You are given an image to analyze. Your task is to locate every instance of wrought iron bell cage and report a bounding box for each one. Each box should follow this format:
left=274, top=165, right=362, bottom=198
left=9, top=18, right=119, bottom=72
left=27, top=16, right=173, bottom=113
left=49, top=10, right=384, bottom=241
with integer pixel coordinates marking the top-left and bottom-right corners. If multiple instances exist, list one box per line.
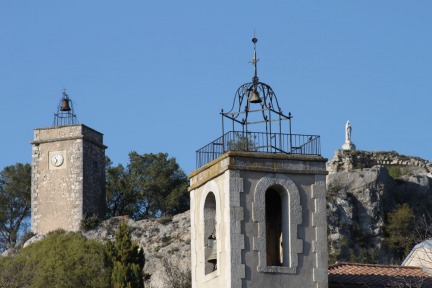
left=53, top=90, right=78, bottom=127
left=221, top=77, right=293, bottom=154
left=195, top=37, right=321, bottom=168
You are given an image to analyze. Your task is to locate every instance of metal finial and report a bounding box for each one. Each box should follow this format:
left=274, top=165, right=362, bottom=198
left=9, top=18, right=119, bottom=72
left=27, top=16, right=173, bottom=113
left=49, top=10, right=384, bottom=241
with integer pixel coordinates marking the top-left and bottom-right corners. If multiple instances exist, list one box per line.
left=62, top=89, right=69, bottom=99
left=250, top=34, right=259, bottom=83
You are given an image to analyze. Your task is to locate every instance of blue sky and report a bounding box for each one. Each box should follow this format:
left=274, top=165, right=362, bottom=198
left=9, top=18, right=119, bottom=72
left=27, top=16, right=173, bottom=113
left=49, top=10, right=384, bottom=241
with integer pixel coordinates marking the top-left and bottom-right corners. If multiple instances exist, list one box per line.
left=1, top=1, right=431, bottom=175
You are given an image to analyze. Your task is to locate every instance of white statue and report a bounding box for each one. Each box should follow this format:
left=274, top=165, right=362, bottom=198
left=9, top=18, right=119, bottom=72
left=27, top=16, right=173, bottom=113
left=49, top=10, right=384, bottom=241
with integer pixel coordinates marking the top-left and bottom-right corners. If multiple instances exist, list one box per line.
left=342, top=120, right=356, bottom=151
left=345, top=120, right=352, bottom=143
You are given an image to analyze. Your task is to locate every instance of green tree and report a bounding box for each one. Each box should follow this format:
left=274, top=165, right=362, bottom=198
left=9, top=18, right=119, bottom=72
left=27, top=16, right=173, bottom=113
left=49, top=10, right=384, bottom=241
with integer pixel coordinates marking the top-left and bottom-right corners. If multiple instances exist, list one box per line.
left=106, top=152, right=189, bottom=219
left=106, top=157, right=137, bottom=218
left=0, top=163, right=31, bottom=252
left=106, top=221, right=145, bottom=288
left=128, top=152, right=188, bottom=218
left=0, top=230, right=111, bottom=288
left=385, top=203, right=416, bottom=259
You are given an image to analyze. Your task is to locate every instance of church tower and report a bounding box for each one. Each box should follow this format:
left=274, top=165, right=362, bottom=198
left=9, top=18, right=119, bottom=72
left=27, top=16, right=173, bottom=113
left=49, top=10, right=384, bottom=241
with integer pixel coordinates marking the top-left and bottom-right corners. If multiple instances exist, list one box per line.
left=31, top=91, right=107, bottom=234
left=189, top=38, right=328, bottom=288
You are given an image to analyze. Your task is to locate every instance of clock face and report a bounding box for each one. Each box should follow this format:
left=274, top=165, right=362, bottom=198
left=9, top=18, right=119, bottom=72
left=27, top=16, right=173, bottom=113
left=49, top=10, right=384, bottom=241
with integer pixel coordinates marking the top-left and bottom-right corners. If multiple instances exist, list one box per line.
left=51, top=154, right=64, bottom=167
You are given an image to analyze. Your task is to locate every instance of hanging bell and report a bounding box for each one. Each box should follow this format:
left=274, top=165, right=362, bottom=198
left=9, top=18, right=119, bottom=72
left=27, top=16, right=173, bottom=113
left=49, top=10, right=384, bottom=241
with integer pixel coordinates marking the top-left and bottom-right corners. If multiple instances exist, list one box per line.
left=207, top=239, right=218, bottom=271
left=249, top=89, right=262, bottom=104
left=60, top=98, right=71, bottom=111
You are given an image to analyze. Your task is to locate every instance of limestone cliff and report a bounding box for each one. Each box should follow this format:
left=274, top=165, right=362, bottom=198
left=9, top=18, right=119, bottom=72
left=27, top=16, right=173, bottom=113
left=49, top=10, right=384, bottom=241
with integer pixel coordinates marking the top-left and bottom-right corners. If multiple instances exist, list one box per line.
left=83, top=212, right=191, bottom=288
left=327, top=150, right=432, bottom=264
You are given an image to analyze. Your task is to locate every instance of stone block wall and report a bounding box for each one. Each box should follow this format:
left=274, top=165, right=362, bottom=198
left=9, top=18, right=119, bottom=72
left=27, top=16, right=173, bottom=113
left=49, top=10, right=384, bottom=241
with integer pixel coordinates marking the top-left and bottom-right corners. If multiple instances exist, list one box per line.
left=31, top=124, right=106, bottom=234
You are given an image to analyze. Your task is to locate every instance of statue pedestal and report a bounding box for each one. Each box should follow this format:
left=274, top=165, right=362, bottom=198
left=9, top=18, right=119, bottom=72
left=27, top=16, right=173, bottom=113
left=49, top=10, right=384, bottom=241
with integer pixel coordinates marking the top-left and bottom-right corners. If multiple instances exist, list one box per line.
left=342, top=141, right=356, bottom=151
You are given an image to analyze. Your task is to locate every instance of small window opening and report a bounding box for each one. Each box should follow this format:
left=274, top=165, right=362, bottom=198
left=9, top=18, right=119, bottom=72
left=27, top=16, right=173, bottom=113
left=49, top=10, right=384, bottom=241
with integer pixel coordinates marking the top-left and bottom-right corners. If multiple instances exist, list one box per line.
left=266, top=188, right=283, bottom=266
left=254, top=176, right=300, bottom=273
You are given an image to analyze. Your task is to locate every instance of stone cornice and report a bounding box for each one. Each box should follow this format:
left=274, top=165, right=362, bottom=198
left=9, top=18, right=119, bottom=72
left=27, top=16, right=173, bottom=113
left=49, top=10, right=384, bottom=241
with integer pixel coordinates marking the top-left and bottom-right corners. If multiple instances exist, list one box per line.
left=189, top=151, right=327, bottom=191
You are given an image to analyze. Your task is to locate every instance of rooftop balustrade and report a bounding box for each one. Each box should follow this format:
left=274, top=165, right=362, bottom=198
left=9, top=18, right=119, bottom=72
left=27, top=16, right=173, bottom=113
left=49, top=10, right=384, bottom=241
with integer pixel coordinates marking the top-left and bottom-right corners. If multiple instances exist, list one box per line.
left=196, top=130, right=321, bottom=168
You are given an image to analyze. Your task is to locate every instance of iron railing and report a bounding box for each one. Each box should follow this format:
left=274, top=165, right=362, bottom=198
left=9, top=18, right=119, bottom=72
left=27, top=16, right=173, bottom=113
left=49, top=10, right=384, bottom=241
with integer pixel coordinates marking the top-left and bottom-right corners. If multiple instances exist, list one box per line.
left=196, top=131, right=321, bottom=168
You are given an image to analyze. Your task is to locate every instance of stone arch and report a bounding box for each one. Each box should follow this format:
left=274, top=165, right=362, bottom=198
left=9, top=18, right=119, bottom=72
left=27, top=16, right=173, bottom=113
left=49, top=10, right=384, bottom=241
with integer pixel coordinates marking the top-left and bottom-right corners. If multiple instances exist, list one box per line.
left=252, top=174, right=303, bottom=273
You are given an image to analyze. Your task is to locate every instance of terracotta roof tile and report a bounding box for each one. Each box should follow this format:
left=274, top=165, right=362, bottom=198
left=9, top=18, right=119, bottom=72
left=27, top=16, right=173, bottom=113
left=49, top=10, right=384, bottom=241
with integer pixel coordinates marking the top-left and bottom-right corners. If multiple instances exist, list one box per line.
left=329, top=262, right=432, bottom=287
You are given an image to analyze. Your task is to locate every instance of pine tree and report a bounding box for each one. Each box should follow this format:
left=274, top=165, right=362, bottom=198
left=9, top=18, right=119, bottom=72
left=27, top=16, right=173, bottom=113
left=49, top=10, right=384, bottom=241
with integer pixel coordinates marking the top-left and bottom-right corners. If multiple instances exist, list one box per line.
left=385, top=203, right=415, bottom=259
left=106, top=221, right=145, bottom=288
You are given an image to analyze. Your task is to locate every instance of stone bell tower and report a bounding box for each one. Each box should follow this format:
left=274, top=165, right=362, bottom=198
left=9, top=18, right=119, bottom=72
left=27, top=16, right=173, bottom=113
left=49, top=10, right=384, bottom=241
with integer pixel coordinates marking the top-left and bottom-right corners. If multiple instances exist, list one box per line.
left=31, top=91, right=107, bottom=234
left=189, top=37, right=328, bottom=288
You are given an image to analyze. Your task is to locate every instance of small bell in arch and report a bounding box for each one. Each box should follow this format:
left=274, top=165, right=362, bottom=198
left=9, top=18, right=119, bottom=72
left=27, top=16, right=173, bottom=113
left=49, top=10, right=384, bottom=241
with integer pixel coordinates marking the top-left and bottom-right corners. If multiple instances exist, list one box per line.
left=206, top=232, right=217, bottom=271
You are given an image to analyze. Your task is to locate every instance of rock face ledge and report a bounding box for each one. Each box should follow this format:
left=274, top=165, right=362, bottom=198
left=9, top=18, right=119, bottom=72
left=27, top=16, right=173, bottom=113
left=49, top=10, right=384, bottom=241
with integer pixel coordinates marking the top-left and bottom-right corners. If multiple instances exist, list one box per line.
left=83, top=212, right=191, bottom=288
left=327, top=150, right=432, bottom=174
left=326, top=150, right=432, bottom=264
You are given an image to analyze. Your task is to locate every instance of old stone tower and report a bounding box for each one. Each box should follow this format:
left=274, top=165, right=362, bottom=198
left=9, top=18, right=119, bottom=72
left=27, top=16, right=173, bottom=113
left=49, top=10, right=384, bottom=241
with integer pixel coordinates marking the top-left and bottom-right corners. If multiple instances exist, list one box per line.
left=31, top=91, right=107, bottom=234
left=189, top=38, right=328, bottom=288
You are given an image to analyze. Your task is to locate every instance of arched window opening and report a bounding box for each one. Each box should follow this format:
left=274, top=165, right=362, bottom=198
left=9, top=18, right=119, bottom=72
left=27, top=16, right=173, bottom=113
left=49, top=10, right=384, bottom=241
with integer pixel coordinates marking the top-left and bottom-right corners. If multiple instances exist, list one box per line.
left=265, top=187, right=288, bottom=267
left=253, top=175, right=301, bottom=273
left=204, top=192, right=217, bottom=274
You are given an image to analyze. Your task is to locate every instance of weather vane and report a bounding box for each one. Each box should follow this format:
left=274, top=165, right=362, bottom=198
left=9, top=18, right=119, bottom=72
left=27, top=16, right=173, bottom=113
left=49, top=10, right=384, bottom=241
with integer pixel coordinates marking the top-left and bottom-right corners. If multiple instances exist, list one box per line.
left=249, top=31, right=259, bottom=83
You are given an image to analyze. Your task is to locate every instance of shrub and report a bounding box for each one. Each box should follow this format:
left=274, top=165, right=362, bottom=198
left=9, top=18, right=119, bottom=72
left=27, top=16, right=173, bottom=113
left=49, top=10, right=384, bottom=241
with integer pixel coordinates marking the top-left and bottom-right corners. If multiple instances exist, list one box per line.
left=0, top=230, right=111, bottom=288
left=157, top=216, right=172, bottom=225
left=387, top=166, right=402, bottom=179
left=80, top=213, right=102, bottom=231
left=161, top=258, right=191, bottom=288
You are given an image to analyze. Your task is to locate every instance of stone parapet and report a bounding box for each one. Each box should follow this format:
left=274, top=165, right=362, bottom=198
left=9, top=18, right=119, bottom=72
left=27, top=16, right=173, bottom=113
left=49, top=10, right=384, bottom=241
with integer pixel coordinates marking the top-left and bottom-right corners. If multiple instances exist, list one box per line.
left=31, top=124, right=106, bottom=149
left=189, top=151, right=327, bottom=191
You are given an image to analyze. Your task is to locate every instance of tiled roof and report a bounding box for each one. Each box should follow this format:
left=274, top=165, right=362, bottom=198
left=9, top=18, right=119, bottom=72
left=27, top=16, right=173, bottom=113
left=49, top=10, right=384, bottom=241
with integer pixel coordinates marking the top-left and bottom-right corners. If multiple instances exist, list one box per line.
left=329, top=262, right=432, bottom=288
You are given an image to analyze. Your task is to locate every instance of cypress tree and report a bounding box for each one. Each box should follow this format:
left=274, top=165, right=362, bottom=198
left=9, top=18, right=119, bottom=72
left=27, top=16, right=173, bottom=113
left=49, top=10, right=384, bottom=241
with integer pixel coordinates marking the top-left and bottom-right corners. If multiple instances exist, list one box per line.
left=106, top=221, right=145, bottom=288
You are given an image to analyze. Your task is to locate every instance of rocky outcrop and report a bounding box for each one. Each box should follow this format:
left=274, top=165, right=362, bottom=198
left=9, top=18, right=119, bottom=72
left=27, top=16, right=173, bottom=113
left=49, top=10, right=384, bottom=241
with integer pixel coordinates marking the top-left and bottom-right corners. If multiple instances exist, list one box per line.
left=327, top=150, right=432, bottom=264
left=83, top=212, right=191, bottom=288
left=327, top=166, right=395, bottom=263
left=327, top=150, right=432, bottom=174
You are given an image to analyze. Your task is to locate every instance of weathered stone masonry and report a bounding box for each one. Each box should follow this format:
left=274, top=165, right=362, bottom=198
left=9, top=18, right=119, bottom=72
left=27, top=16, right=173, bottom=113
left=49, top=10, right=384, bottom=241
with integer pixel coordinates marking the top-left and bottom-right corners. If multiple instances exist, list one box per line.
left=31, top=124, right=106, bottom=234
